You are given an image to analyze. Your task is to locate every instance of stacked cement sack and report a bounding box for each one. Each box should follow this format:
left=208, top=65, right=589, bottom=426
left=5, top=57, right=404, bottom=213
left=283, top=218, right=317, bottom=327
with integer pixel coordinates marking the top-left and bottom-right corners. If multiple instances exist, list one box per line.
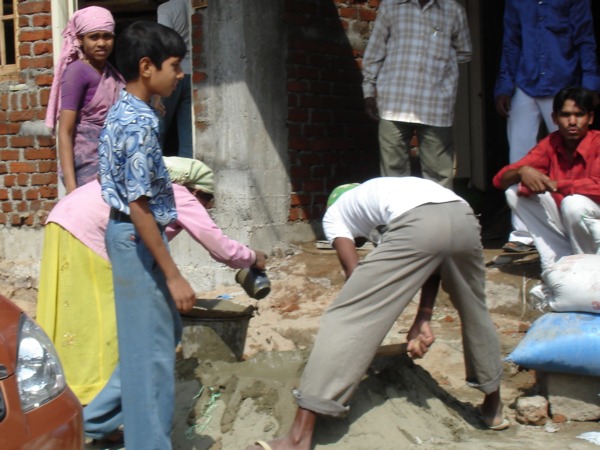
left=507, top=254, right=600, bottom=377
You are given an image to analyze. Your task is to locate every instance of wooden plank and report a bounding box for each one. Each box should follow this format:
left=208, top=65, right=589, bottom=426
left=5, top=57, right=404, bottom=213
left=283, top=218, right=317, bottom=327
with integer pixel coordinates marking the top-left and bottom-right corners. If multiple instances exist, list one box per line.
left=374, top=342, right=408, bottom=358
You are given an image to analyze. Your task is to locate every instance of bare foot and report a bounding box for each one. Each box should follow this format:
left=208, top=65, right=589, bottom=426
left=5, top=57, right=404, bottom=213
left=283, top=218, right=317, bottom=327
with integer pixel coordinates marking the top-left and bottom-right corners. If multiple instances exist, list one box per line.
left=246, top=407, right=316, bottom=449
left=245, top=435, right=311, bottom=450
left=479, top=390, right=509, bottom=430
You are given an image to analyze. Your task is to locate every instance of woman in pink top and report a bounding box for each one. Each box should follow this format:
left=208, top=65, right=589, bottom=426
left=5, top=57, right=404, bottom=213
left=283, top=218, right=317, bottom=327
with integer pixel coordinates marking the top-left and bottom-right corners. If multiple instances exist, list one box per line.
left=45, top=7, right=124, bottom=193
left=36, top=158, right=266, bottom=404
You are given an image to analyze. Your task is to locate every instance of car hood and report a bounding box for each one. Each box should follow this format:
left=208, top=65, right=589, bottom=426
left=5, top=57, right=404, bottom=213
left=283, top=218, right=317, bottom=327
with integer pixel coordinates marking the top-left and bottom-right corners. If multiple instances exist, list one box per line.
left=0, top=295, right=22, bottom=376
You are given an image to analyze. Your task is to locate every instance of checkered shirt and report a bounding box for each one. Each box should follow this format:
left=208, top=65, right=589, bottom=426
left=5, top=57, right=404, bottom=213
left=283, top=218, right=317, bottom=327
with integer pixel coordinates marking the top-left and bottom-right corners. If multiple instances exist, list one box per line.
left=362, top=0, right=472, bottom=127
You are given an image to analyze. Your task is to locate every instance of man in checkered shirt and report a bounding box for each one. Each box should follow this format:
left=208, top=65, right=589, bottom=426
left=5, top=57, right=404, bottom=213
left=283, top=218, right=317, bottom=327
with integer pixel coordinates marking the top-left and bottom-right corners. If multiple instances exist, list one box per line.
left=362, top=0, right=472, bottom=190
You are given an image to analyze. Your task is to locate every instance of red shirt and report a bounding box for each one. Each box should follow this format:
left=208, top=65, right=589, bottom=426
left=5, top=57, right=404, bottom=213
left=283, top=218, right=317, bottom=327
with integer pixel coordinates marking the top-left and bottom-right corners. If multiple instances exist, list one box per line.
left=492, top=130, right=600, bottom=207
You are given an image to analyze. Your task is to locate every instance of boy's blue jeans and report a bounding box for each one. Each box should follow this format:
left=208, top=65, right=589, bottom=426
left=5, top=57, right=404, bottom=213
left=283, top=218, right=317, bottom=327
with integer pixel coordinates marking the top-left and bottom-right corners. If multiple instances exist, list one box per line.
left=84, top=220, right=182, bottom=449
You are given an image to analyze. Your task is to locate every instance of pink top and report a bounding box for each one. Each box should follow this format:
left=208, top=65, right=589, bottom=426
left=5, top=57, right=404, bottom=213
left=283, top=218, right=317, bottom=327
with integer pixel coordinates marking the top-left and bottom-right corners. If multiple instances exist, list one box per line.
left=46, top=180, right=256, bottom=267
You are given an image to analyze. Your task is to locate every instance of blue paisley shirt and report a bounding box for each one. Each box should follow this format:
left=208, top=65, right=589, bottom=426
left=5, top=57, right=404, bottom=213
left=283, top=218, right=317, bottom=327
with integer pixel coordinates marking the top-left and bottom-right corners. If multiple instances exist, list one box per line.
left=98, top=89, right=177, bottom=227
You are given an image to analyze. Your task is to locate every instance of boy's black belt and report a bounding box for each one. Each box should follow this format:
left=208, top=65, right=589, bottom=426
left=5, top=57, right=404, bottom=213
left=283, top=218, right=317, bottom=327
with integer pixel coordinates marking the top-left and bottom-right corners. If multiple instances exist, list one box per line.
left=110, top=208, right=133, bottom=223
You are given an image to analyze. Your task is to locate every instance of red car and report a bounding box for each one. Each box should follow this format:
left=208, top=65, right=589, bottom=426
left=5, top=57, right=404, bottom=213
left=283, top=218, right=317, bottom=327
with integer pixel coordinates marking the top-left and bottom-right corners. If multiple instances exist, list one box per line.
left=0, top=294, right=84, bottom=449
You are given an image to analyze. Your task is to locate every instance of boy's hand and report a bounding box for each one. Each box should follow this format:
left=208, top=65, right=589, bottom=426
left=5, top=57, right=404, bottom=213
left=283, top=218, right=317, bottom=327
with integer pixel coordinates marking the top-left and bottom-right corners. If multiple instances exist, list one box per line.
left=167, top=275, right=196, bottom=313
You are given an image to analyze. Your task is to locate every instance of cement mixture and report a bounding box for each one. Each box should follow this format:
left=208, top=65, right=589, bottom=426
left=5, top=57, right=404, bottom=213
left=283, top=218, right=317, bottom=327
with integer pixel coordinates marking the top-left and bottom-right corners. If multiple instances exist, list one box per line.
left=2, top=243, right=599, bottom=450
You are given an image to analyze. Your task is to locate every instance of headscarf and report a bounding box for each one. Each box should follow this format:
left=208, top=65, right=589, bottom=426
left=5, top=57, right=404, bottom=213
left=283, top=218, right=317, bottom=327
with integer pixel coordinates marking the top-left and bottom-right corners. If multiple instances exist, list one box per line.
left=45, top=6, right=116, bottom=131
left=164, top=157, right=215, bottom=195
left=326, top=183, right=360, bottom=208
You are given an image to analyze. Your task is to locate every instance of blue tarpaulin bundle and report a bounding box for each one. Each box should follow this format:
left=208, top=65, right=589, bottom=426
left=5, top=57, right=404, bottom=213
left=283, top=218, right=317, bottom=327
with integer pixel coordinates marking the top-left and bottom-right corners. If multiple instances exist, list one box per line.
left=506, top=312, right=600, bottom=377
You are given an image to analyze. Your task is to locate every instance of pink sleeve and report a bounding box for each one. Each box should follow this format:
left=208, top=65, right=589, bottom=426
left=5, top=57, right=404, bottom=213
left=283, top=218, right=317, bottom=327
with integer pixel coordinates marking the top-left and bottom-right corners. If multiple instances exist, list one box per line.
left=170, top=185, right=256, bottom=268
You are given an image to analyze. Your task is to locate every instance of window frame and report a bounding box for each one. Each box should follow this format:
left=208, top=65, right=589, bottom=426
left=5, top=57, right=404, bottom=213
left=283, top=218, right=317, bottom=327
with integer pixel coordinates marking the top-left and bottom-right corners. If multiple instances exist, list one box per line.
left=0, top=0, right=18, bottom=75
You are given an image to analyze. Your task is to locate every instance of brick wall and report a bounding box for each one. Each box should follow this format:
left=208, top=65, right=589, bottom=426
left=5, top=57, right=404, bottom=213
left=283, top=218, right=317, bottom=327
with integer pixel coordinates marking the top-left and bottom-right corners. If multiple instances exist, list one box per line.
left=0, top=0, right=56, bottom=227
left=0, top=0, right=380, bottom=230
left=285, top=0, right=380, bottom=223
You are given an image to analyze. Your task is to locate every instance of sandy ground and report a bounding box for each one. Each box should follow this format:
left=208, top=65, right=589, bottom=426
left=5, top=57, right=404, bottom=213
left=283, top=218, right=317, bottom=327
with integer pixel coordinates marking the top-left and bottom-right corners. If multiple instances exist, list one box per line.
left=3, top=241, right=600, bottom=450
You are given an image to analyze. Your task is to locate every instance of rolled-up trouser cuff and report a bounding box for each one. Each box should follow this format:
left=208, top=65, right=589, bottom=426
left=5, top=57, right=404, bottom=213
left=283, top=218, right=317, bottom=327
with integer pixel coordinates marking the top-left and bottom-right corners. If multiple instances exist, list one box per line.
left=293, top=389, right=349, bottom=418
left=466, top=368, right=503, bottom=395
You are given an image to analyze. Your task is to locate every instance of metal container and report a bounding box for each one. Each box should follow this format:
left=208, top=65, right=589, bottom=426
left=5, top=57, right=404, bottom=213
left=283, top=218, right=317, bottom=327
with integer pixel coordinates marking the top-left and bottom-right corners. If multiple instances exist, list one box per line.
left=235, top=268, right=271, bottom=300
left=180, top=299, right=255, bottom=361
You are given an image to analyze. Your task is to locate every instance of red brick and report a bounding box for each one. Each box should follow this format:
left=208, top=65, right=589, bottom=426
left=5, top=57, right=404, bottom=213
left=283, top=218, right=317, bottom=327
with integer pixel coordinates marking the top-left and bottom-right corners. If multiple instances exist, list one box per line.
left=32, top=14, right=52, bottom=27
left=289, top=137, right=310, bottom=151
left=16, top=173, right=30, bottom=185
left=359, top=9, right=377, bottom=22
left=288, top=207, right=309, bottom=222
left=11, top=136, right=35, bottom=148
left=20, top=56, right=54, bottom=69
left=0, top=189, right=8, bottom=200
left=19, top=16, right=31, bottom=27
left=19, top=29, right=53, bottom=42
left=29, top=199, right=43, bottom=211
left=304, top=124, right=325, bottom=137
left=18, top=1, right=51, bottom=15
left=0, top=123, right=20, bottom=134
left=40, top=88, right=50, bottom=106
left=0, top=92, right=8, bottom=110
left=288, top=108, right=309, bottom=123
left=3, top=175, right=15, bottom=187
left=19, top=43, right=32, bottom=57
left=309, top=81, right=332, bottom=95
left=25, top=189, right=39, bottom=200
left=0, top=149, right=20, bottom=160
left=290, top=165, right=311, bottom=178
left=40, top=186, right=58, bottom=198
left=25, top=148, right=55, bottom=160
left=192, top=71, right=207, bottom=84
left=31, top=173, right=56, bottom=185
left=39, top=161, right=57, bottom=173
left=33, top=42, right=52, bottom=56
left=38, top=136, right=55, bottom=147
left=311, top=110, right=332, bottom=123
left=287, top=80, right=307, bottom=93
left=8, top=110, right=35, bottom=122
left=11, top=162, right=37, bottom=173
left=0, top=213, right=6, bottom=224
left=288, top=51, right=309, bottom=65
left=339, top=7, right=358, bottom=19
left=290, top=193, right=310, bottom=206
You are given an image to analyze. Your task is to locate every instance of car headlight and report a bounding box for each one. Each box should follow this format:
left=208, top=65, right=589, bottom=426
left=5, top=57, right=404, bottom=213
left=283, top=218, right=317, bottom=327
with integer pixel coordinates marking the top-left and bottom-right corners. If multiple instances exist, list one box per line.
left=16, top=315, right=67, bottom=412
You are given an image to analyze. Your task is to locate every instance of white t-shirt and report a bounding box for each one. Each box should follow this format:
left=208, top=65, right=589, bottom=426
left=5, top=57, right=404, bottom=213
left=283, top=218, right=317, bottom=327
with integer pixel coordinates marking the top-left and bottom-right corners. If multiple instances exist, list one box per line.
left=322, top=177, right=466, bottom=243
left=157, top=0, right=192, bottom=74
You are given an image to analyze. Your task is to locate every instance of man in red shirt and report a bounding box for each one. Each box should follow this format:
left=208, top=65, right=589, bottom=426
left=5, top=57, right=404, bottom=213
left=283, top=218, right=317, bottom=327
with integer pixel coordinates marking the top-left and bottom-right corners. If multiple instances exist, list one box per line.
left=493, top=86, right=600, bottom=271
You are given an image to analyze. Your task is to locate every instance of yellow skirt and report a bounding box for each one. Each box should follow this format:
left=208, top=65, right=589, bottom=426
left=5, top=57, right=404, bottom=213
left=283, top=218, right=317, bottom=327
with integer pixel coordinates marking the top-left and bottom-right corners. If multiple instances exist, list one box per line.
left=36, top=223, right=118, bottom=405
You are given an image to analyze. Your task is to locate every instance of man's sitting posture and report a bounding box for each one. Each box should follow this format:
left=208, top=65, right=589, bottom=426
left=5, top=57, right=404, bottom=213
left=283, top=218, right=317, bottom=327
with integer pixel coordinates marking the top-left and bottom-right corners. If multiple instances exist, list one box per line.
left=493, top=86, right=600, bottom=270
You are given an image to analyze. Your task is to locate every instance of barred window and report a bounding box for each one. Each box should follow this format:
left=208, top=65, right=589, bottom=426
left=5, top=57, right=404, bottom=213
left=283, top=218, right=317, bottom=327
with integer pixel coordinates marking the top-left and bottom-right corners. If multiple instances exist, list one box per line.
left=0, top=0, right=16, bottom=74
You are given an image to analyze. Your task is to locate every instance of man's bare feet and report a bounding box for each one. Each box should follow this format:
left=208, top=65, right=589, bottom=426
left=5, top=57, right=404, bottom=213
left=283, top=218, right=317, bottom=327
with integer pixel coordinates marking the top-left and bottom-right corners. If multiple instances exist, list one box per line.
left=479, top=389, right=509, bottom=430
left=245, top=408, right=316, bottom=450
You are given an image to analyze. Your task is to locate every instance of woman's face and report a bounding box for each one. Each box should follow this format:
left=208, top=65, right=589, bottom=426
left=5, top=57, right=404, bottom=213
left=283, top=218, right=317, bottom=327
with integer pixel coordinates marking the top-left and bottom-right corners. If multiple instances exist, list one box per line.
left=78, top=31, right=114, bottom=67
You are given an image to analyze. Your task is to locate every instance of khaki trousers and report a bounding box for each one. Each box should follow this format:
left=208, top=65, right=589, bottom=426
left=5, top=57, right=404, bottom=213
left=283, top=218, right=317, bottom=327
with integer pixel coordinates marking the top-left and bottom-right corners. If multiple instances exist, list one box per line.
left=295, top=202, right=502, bottom=417
left=378, top=119, right=454, bottom=190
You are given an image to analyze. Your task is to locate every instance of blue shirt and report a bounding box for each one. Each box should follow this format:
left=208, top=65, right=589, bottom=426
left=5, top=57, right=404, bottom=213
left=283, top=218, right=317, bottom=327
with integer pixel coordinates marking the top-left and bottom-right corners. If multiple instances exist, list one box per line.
left=98, top=89, right=177, bottom=227
left=494, top=0, right=600, bottom=98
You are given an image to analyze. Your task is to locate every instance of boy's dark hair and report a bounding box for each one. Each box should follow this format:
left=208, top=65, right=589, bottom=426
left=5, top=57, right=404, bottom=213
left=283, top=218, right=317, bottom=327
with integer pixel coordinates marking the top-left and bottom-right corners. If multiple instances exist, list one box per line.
left=553, top=86, right=595, bottom=114
left=115, top=21, right=187, bottom=82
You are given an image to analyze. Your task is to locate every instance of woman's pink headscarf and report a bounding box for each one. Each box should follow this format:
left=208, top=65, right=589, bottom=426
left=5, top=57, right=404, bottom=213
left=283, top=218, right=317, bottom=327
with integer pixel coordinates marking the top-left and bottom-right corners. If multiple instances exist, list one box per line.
left=45, top=6, right=115, bottom=130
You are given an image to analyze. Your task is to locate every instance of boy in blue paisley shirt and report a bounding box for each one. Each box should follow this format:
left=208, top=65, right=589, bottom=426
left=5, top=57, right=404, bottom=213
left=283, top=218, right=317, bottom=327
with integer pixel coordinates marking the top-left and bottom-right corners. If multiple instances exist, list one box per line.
left=83, top=21, right=193, bottom=449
